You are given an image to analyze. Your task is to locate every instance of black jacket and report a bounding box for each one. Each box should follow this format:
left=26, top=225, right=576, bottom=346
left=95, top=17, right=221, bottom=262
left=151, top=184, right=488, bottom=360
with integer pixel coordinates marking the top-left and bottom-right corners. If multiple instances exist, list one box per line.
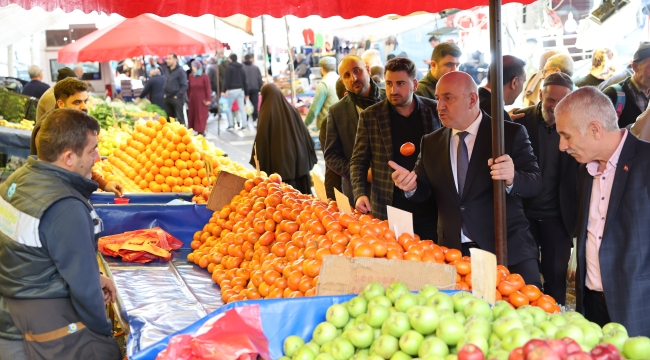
left=139, top=75, right=165, bottom=109
left=224, top=61, right=248, bottom=92
left=604, top=77, right=644, bottom=129
left=514, top=102, right=578, bottom=236
left=409, top=112, right=541, bottom=265
left=163, top=65, right=188, bottom=97
left=21, top=80, right=50, bottom=99
left=243, top=61, right=263, bottom=91
left=479, top=87, right=512, bottom=121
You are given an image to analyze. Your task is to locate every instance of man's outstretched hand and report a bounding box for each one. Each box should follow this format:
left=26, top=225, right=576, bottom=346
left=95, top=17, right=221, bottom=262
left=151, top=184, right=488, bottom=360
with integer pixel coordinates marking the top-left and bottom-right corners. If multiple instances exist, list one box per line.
left=389, top=161, right=417, bottom=192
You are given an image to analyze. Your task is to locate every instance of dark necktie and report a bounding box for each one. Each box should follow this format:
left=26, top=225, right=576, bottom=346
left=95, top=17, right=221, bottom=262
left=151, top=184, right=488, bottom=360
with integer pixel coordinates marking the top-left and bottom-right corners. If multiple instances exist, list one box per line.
left=457, top=131, right=469, bottom=197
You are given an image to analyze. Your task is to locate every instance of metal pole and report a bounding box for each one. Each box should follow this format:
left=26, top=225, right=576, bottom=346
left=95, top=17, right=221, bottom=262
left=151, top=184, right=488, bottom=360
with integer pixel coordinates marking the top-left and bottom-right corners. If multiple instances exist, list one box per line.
left=261, top=15, right=270, bottom=81
left=489, top=0, right=507, bottom=266
left=284, top=16, right=297, bottom=106
left=213, top=16, right=221, bottom=136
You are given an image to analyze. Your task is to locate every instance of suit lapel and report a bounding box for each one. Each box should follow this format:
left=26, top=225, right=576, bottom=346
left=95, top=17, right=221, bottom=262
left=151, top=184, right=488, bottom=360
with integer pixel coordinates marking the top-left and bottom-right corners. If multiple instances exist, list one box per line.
left=461, top=115, right=491, bottom=199
left=603, top=134, right=636, bottom=236
left=377, top=100, right=393, bottom=161
left=416, top=96, right=434, bottom=133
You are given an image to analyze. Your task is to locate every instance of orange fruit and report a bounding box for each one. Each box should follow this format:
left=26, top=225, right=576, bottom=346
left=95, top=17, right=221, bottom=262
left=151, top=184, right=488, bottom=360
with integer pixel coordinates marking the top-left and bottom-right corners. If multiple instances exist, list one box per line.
left=193, top=160, right=204, bottom=170
left=179, top=169, right=190, bottom=178
left=154, top=158, right=164, bottom=168
left=185, top=160, right=193, bottom=169
left=175, top=160, right=187, bottom=170
left=170, top=167, right=180, bottom=177
left=160, top=166, right=171, bottom=177
left=193, top=177, right=202, bottom=185
left=155, top=174, right=166, bottom=184
left=144, top=173, right=154, bottom=183
left=190, top=152, right=201, bottom=161
left=178, top=127, right=188, bottom=136
left=180, top=152, right=191, bottom=161
left=172, top=134, right=182, bottom=144
left=161, top=150, right=171, bottom=160
left=161, top=184, right=171, bottom=192
left=144, top=161, right=154, bottom=171
left=149, top=182, right=161, bottom=192
left=183, top=177, right=194, bottom=187
left=186, top=143, right=196, bottom=153
left=139, top=180, right=149, bottom=189
left=166, top=142, right=176, bottom=152
left=166, top=176, right=177, bottom=187
left=509, top=291, right=530, bottom=308
left=170, top=151, right=180, bottom=161
left=455, top=260, right=471, bottom=275
left=165, top=131, right=174, bottom=141
left=198, top=168, right=207, bottom=179
left=189, top=168, right=198, bottom=178
left=164, top=159, right=175, bottom=168
left=445, top=249, right=462, bottom=263
left=150, top=165, right=160, bottom=176
left=521, top=285, right=542, bottom=302
left=172, top=185, right=182, bottom=192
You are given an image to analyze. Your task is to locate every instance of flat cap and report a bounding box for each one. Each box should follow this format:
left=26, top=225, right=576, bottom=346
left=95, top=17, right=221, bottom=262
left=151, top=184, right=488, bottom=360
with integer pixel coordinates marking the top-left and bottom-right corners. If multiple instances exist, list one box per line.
left=633, top=42, right=650, bottom=63
left=543, top=72, right=574, bottom=90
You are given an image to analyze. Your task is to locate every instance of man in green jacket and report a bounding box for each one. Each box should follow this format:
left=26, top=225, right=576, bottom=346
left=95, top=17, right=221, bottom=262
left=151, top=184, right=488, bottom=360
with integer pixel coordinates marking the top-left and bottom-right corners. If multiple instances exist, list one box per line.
left=415, top=42, right=462, bottom=100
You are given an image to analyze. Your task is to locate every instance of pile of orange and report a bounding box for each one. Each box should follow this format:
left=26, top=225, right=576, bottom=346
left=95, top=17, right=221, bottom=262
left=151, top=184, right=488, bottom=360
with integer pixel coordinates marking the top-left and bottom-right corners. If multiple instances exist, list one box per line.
left=105, top=117, right=217, bottom=192
left=188, top=176, right=560, bottom=313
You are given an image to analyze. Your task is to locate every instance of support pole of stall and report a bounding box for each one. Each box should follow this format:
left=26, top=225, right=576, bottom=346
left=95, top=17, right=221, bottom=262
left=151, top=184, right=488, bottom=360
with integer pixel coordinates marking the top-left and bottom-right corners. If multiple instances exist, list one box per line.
left=284, top=16, right=297, bottom=106
left=261, top=15, right=270, bottom=82
left=213, top=15, right=221, bottom=136
left=489, top=0, right=507, bottom=266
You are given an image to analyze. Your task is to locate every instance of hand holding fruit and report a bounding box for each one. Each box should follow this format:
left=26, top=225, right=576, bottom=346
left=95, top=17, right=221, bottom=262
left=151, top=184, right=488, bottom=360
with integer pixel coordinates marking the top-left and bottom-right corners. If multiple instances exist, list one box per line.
left=355, top=196, right=371, bottom=214
left=104, top=181, right=124, bottom=196
left=389, top=160, right=417, bottom=192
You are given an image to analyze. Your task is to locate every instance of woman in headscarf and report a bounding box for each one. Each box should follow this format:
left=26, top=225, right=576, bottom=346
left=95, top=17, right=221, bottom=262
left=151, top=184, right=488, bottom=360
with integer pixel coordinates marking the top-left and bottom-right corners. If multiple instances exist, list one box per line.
left=251, top=84, right=317, bottom=194
left=187, top=60, right=211, bottom=135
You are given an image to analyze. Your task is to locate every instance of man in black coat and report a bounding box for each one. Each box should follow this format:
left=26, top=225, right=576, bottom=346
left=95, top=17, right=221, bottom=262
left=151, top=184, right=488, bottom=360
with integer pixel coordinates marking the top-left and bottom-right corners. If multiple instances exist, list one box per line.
left=163, top=53, right=188, bottom=125
left=603, top=42, right=650, bottom=129
left=138, top=68, right=165, bottom=109
left=479, top=55, right=527, bottom=122
left=514, top=73, right=578, bottom=305
left=324, top=56, right=384, bottom=203
left=391, top=71, right=542, bottom=286
left=556, top=86, right=650, bottom=336
left=223, top=54, right=249, bottom=130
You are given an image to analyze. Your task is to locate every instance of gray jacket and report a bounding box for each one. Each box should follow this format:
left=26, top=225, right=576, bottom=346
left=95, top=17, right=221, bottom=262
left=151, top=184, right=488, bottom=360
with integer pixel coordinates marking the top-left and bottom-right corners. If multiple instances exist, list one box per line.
left=243, top=61, right=263, bottom=91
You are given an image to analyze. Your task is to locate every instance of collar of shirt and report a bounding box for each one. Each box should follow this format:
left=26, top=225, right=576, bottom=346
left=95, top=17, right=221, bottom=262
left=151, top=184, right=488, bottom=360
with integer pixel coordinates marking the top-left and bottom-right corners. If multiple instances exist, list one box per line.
left=452, top=110, right=483, bottom=140
left=586, top=129, right=628, bottom=176
left=630, top=76, right=650, bottom=98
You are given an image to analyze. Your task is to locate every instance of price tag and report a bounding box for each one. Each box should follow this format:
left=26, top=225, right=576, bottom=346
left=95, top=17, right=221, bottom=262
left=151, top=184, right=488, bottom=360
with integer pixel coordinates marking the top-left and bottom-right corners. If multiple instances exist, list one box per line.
left=334, top=188, right=352, bottom=214
left=312, top=174, right=327, bottom=203
left=470, top=248, right=497, bottom=305
left=386, top=205, right=413, bottom=238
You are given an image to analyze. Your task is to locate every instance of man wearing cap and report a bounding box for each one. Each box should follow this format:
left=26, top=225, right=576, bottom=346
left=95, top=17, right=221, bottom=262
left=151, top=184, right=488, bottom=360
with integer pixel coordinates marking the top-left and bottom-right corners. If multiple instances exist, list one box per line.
left=304, top=57, right=340, bottom=199
left=35, top=67, right=76, bottom=122
left=603, top=42, right=650, bottom=128
left=513, top=73, right=578, bottom=305
left=21, top=65, right=49, bottom=99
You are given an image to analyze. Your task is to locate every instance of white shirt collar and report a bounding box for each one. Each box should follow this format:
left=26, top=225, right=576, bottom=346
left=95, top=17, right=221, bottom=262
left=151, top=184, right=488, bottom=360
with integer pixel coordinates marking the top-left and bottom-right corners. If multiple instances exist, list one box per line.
left=452, top=111, right=483, bottom=138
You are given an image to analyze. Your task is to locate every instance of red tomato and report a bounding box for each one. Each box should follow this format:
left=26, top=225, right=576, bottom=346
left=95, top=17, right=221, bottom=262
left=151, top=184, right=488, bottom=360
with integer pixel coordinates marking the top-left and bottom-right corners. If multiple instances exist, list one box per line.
left=400, top=142, right=416, bottom=156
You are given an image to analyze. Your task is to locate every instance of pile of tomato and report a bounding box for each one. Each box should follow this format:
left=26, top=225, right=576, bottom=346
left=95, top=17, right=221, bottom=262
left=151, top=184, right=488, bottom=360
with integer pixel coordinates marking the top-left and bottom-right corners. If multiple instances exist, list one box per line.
left=187, top=176, right=561, bottom=313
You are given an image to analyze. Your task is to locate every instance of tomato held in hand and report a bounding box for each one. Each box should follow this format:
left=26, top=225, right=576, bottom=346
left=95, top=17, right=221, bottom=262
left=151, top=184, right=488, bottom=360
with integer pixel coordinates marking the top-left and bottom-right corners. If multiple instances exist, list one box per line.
left=400, top=142, right=416, bottom=156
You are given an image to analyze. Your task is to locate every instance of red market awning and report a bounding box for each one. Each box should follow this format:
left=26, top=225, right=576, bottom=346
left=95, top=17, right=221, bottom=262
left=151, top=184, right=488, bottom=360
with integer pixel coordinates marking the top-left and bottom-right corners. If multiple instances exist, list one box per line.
left=57, top=14, right=223, bottom=63
left=2, top=0, right=534, bottom=19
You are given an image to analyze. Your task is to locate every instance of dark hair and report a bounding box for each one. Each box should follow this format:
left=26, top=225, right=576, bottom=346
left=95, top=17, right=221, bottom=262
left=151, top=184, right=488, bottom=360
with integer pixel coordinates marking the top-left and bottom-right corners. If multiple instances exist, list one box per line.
left=335, top=78, right=347, bottom=100
left=56, top=67, right=76, bottom=82
left=37, top=109, right=100, bottom=162
left=384, top=57, right=417, bottom=79
left=370, top=65, right=384, bottom=79
left=244, top=54, right=253, bottom=62
left=386, top=54, right=396, bottom=62
left=487, top=55, right=526, bottom=85
left=229, top=54, right=238, bottom=62
left=429, top=36, right=440, bottom=43
left=431, top=42, right=462, bottom=62
left=54, top=78, right=88, bottom=103
left=168, top=53, right=178, bottom=60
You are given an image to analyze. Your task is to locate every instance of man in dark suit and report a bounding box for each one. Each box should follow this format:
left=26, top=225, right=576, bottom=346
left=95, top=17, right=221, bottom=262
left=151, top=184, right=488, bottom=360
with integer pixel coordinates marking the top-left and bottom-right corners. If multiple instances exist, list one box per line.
left=556, top=86, right=650, bottom=336
left=324, top=56, right=384, bottom=203
left=391, top=71, right=542, bottom=286
left=479, top=55, right=527, bottom=122
left=514, top=72, right=578, bottom=305
left=349, top=57, right=441, bottom=241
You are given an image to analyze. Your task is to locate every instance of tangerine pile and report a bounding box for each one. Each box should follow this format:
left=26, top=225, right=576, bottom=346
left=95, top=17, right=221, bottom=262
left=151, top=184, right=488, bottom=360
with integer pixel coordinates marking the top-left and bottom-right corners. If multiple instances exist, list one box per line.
left=188, top=176, right=561, bottom=313
left=104, top=117, right=216, bottom=193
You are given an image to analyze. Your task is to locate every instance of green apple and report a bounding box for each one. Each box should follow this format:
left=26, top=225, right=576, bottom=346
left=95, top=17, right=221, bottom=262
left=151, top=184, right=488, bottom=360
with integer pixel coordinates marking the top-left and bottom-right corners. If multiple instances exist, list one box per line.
left=426, top=292, right=455, bottom=313
left=398, top=330, right=424, bottom=356
left=454, top=312, right=466, bottom=325
left=367, top=305, right=391, bottom=329
left=465, top=314, right=489, bottom=324
left=316, top=354, right=336, bottom=360
left=321, top=341, right=334, bottom=354
left=603, top=322, right=628, bottom=336
left=331, top=337, right=355, bottom=360
left=437, top=309, right=455, bottom=320
left=549, top=314, right=568, bottom=327
left=417, top=294, right=427, bottom=306
left=421, top=356, right=445, bottom=360
left=568, top=317, right=590, bottom=326
left=562, top=312, right=584, bottom=321
left=495, top=307, right=518, bottom=320
left=518, top=310, right=534, bottom=327
left=367, top=355, right=384, bottom=360
left=602, top=328, right=629, bottom=352
left=463, top=298, right=494, bottom=322
left=623, top=336, right=650, bottom=360
left=382, top=312, right=412, bottom=338
left=313, top=322, right=339, bottom=345
left=327, top=304, right=351, bottom=328
left=555, top=324, right=584, bottom=344
left=347, top=296, right=369, bottom=318
left=579, top=323, right=600, bottom=349
left=350, top=350, right=368, bottom=360
left=488, top=333, right=502, bottom=349
left=356, top=348, right=369, bottom=355
left=389, top=351, right=412, bottom=360
left=525, top=324, right=546, bottom=340
left=356, top=314, right=369, bottom=326
left=386, top=282, right=410, bottom=304
left=486, top=349, right=509, bottom=360
left=501, top=328, right=531, bottom=352
left=492, top=316, right=524, bottom=339
left=369, top=296, right=393, bottom=308
left=293, top=346, right=317, bottom=360
left=395, top=293, right=419, bottom=313
left=456, top=332, right=489, bottom=355
left=537, top=320, right=558, bottom=338
left=363, top=282, right=386, bottom=301
left=418, top=337, right=450, bottom=358
left=465, top=319, right=492, bottom=339
left=523, top=306, right=547, bottom=326
left=283, top=335, right=305, bottom=357
left=344, top=318, right=356, bottom=331
left=279, top=356, right=291, bottom=360
left=408, top=305, right=439, bottom=335
left=305, top=342, right=320, bottom=355
left=349, top=323, right=375, bottom=349
left=589, top=322, right=603, bottom=338
left=436, top=317, right=465, bottom=346
left=451, top=292, right=474, bottom=313
left=444, top=354, right=458, bottom=360
left=373, top=334, right=400, bottom=359
left=419, top=284, right=439, bottom=299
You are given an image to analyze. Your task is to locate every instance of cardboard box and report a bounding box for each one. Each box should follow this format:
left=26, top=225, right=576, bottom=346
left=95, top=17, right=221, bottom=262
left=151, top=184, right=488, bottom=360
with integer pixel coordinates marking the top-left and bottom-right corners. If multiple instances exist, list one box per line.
left=206, top=171, right=248, bottom=212
left=316, top=256, right=457, bottom=296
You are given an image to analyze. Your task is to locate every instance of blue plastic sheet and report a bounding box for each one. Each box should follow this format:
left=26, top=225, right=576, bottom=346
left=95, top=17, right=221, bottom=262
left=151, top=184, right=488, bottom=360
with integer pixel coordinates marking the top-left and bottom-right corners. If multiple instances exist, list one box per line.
left=0, top=126, right=31, bottom=158
left=132, top=291, right=460, bottom=360
left=90, top=192, right=194, bottom=205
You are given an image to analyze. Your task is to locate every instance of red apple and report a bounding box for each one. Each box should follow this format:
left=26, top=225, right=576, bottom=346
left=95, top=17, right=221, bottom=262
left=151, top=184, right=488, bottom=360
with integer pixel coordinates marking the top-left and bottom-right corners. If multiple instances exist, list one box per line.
left=508, top=347, right=524, bottom=360
left=526, top=347, right=561, bottom=360
left=523, top=339, right=549, bottom=356
left=269, top=173, right=282, bottom=184
left=564, top=351, right=593, bottom=360
left=202, top=188, right=211, bottom=201
left=590, top=343, right=621, bottom=360
left=561, top=338, right=583, bottom=355
left=546, top=339, right=568, bottom=358
left=191, top=185, right=203, bottom=196
left=458, top=344, right=485, bottom=360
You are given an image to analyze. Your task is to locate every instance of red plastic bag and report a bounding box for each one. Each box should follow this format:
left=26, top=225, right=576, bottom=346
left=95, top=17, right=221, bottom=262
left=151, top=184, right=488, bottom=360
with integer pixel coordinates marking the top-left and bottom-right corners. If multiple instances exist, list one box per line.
left=98, top=227, right=183, bottom=263
left=156, top=305, right=270, bottom=360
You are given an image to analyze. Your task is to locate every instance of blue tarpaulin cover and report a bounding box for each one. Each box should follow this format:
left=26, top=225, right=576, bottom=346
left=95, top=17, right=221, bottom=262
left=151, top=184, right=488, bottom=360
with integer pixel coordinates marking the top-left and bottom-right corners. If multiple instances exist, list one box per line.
left=90, top=192, right=194, bottom=205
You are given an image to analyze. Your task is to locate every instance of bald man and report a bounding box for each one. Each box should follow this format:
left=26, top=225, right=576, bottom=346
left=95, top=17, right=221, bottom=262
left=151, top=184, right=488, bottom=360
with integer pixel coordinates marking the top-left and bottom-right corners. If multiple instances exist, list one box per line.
left=391, top=71, right=543, bottom=286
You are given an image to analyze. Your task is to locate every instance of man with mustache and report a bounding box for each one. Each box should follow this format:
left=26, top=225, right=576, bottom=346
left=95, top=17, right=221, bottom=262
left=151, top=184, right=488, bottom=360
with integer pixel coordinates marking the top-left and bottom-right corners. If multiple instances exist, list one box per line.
left=349, top=57, right=441, bottom=241
left=513, top=73, right=578, bottom=305
left=324, top=56, right=384, bottom=203
left=391, top=71, right=542, bottom=285
left=556, top=86, right=650, bottom=336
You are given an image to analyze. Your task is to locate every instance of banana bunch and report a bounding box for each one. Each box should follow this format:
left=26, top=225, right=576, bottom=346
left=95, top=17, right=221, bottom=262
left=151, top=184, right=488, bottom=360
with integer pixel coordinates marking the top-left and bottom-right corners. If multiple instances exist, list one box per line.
left=0, top=119, right=34, bottom=131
